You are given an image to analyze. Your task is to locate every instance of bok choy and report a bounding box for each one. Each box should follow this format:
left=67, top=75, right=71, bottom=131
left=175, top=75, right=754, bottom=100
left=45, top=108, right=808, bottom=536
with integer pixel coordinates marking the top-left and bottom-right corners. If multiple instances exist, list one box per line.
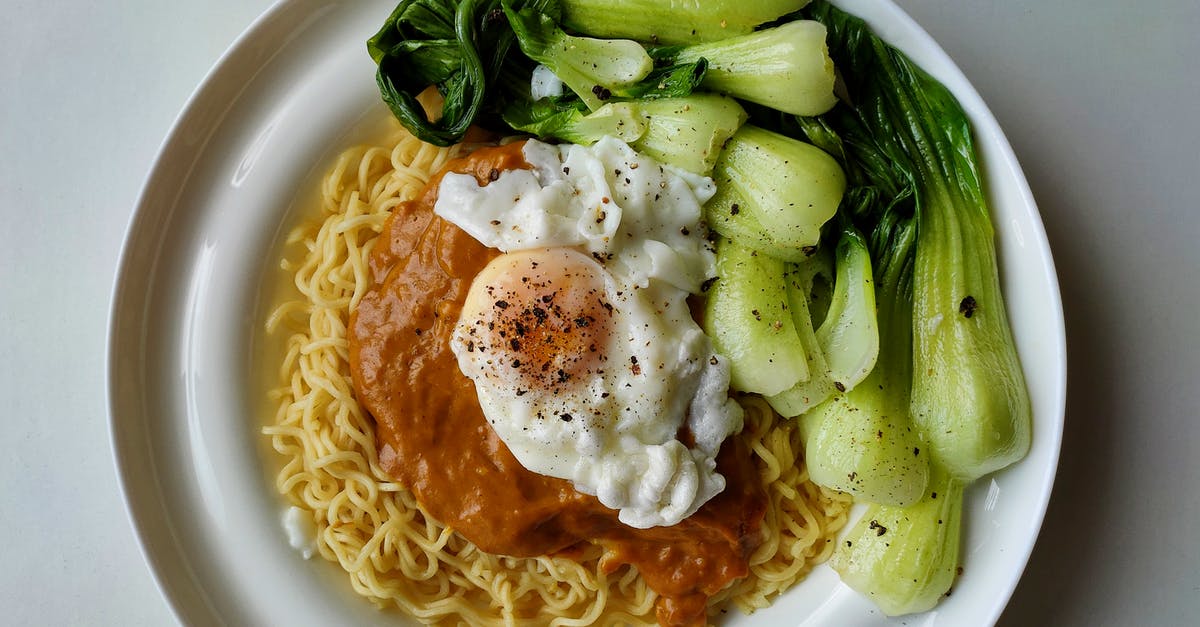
left=798, top=211, right=929, bottom=507
left=366, top=0, right=543, bottom=146
left=367, top=0, right=835, bottom=148
left=672, top=20, right=838, bottom=116
left=559, top=0, right=810, bottom=45
left=830, top=462, right=964, bottom=615
left=805, top=0, right=1032, bottom=482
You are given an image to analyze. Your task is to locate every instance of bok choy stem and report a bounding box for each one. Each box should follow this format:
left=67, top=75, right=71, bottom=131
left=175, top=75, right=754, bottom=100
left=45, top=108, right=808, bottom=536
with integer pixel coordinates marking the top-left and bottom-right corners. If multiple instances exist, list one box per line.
left=799, top=212, right=929, bottom=507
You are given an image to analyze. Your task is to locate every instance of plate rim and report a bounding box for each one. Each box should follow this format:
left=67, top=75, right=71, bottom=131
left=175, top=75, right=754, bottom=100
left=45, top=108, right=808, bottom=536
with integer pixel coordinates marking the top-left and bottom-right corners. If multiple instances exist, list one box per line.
left=106, top=0, right=297, bottom=624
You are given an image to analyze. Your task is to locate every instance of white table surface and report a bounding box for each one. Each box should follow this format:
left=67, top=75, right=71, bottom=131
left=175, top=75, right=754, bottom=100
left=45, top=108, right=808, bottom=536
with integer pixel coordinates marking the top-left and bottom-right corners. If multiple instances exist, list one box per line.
left=1, top=1, right=1196, bottom=625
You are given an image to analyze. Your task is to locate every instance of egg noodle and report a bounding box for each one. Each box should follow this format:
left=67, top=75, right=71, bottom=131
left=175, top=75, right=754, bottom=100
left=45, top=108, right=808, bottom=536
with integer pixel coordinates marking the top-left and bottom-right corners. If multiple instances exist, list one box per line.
left=264, top=117, right=852, bottom=625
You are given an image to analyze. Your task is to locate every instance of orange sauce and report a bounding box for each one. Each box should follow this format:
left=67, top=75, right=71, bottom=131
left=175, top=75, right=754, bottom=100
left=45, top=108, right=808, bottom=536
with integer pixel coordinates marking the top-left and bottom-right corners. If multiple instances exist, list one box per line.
left=348, top=142, right=767, bottom=626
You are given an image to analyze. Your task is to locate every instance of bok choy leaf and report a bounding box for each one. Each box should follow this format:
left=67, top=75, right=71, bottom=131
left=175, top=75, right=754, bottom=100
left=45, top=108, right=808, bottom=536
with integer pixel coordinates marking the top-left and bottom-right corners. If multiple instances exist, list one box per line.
left=367, top=0, right=554, bottom=146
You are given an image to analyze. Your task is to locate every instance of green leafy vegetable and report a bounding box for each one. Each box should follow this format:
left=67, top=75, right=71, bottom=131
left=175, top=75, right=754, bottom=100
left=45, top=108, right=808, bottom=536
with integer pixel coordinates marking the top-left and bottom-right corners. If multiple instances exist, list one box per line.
left=619, top=50, right=709, bottom=100
left=806, top=0, right=1032, bottom=481
left=630, top=94, right=746, bottom=175
left=368, top=0, right=537, bottom=146
left=502, top=97, right=645, bottom=145
left=830, top=462, right=964, bottom=615
left=799, top=210, right=929, bottom=507
left=704, top=125, right=846, bottom=261
left=704, top=237, right=814, bottom=396
left=503, top=1, right=653, bottom=110
left=763, top=256, right=837, bottom=416
left=559, top=0, right=811, bottom=45
left=367, top=0, right=710, bottom=145
left=673, top=20, right=837, bottom=116
left=815, top=220, right=879, bottom=392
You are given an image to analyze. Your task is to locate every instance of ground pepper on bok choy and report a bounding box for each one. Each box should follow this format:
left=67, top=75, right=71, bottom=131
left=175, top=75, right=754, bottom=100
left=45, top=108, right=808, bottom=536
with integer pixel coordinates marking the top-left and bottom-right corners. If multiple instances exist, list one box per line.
left=365, top=0, right=1032, bottom=616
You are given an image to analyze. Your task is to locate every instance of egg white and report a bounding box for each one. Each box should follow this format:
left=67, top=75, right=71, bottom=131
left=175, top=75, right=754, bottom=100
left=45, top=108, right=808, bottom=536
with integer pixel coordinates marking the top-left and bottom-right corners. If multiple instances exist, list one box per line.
left=437, top=138, right=742, bottom=528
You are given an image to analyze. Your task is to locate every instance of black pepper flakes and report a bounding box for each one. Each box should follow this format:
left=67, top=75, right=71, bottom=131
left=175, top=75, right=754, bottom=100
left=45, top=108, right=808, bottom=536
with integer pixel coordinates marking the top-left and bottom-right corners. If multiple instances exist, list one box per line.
left=959, top=295, right=978, bottom=318
left=869, top=520, right=888, bottom=536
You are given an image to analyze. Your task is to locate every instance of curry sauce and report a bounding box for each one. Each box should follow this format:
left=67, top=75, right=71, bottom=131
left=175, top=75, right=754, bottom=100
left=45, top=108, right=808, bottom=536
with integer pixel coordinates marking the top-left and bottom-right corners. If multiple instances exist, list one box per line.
left=348, top=142, right=767, bottom=626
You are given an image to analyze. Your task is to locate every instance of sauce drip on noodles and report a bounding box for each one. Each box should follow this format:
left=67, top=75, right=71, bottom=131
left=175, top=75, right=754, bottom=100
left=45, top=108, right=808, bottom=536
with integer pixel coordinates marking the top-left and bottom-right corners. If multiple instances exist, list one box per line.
left=348, top=142, right=767, bottom=626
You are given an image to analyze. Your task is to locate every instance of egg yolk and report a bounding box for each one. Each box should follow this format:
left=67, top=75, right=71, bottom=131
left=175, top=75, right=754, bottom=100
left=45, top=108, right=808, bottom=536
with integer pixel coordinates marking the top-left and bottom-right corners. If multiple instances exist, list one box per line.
left=458, top=248, right=615, bottom=394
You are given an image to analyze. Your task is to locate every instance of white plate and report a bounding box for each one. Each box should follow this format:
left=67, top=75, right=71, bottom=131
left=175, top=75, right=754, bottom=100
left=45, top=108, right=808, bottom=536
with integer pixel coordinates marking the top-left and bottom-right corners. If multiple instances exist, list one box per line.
left=108, top=0, right=1066, bottom=625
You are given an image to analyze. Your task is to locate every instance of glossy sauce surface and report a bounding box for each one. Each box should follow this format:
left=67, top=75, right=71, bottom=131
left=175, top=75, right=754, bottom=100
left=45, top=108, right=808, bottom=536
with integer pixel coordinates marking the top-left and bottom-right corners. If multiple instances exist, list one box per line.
left=348, top=142, right=767, bottom=626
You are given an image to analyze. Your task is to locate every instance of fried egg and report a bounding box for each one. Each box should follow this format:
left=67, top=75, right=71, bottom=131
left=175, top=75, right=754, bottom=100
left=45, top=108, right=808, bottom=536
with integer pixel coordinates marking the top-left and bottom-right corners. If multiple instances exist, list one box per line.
left=437, top=137, right=742, bottom=528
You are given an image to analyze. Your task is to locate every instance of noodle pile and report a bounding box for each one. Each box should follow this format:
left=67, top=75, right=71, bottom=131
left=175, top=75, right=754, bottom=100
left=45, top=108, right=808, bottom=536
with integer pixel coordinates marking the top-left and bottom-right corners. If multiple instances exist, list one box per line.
left=264, top=119, right=852, bottom=625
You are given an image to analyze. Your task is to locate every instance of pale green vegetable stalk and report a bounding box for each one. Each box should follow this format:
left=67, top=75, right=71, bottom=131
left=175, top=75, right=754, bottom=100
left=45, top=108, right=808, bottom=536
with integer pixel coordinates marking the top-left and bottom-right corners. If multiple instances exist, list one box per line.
left=830, top=463, right=964, bottom=616
left=704, top=238, right=813, bottom=396
left=763, top=259, right=837, bottom=416
left=704, top=125, right=846, bottom=261
left=504, top=100, right=647, bottom=146
left=910, top=177, right=1032, bottom=480
left=631, top=94, right=748, bottom=175
left=504, top=2, right=653, bottom=110
left=815, top=223, right=879, bottom=391
left=674, top=20, right=838, bottom=116
left=560, top=0, right=810, bottom=45
left=799, top=218, right=929, bottom=506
